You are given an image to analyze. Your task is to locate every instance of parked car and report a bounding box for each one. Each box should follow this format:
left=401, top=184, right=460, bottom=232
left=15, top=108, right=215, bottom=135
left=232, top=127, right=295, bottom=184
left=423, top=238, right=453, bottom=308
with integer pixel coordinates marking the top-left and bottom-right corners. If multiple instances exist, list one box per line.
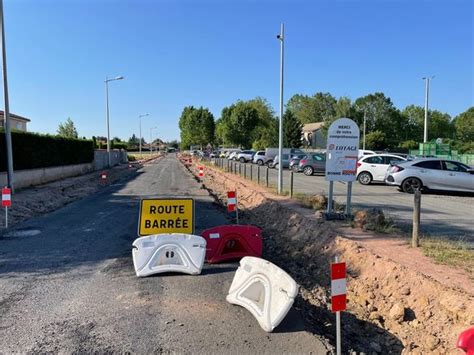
left=289, top=154, right=308, bottom=171
left=358, top=149, right=376, bottom=159
left=269, top=154, right=290, bottom=169
left=297, top=153, right=326, bottom=176
left=264, top=147, right=304, bottom=166
left=228, top=151, right=241, bottom=161
left=252, top=151, right=266, bottom=165
left=385, top=158, right=474, bottom=193
left=356, top=154, right=407, bottom=185
left=237, top=150, right=255, bottom=163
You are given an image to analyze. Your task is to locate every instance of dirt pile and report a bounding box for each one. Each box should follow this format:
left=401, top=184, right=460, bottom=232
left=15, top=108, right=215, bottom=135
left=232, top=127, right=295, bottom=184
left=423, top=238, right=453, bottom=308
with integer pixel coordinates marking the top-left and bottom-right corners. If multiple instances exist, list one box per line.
left=188, top=161, right=474, bottom=354
left=0, top=161, right=151, bottom=228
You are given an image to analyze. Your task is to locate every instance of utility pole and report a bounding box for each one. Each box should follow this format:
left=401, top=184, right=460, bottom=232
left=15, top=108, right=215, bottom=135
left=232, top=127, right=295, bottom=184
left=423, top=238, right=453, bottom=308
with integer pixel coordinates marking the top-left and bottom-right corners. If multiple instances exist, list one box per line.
left=104, top=76, right=124, bottom=167
left=363, top=111, right=367, bottom=150
left=0, top=0, right=14, bottom=191
left=422, top=76, right=434, bottom=143
left=139, top=113, right=149, bottom=159
left=277, top=23, right=284, bottom=195
left=150, top=126, right=157, bottom=154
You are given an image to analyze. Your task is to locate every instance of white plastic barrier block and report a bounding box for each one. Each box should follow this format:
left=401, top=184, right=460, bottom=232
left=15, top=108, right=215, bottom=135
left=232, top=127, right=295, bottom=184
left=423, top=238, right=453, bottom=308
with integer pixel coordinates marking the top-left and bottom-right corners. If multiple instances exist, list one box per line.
left=132, top=234, right=206, bottom=277
left=226, top=256, right=298, bottom=332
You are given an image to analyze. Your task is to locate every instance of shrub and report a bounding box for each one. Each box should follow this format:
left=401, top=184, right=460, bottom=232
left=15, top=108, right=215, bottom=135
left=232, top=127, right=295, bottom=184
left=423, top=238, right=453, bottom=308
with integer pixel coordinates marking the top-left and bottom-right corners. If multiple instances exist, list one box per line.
left=0, top=130, right=94, bottom=171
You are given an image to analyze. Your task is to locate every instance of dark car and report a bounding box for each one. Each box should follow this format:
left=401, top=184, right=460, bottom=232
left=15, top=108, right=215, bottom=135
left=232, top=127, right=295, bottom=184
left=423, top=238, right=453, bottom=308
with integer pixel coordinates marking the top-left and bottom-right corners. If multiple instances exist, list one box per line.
left=297, top=153, right=326, bottom=176
left=289, top=154, right=308, bottom=171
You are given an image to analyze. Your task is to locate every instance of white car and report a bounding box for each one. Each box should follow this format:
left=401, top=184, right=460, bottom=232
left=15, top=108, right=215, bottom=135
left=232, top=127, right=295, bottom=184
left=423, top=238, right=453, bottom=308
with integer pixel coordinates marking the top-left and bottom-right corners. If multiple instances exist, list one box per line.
left=358, top=149, right=376, bottom=159
left=357, top=154, right=407, bottom=185
left=228, top=151, right=241, bottom=161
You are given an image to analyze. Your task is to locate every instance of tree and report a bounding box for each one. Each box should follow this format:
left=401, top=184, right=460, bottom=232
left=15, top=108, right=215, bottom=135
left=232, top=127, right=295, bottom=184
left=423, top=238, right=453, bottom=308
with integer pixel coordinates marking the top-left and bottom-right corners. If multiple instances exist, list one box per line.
left=353, top=93, right=403, bottom=148
left=283, top=110, right=302, bottom=148
left=248, top=97, right=278, bottom=149
left=57, top=118, right=78, bottom=138
left=323, top=96, right=355, bottom=136
left=179, top=106, right=215, bottom=149
left=401, top=105, right=453, bottom=142
left=454, top=107, right=474, bottom=142
left=365, top=130, right=387, bottom=150
left=218, top=101, right=259, bottom=148
left=286, top=92, right=337, bottom=124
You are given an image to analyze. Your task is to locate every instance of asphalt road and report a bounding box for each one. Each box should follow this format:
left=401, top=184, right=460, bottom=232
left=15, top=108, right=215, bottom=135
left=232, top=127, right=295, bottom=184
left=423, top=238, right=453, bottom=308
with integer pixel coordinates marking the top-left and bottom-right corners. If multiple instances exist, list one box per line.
left=224, top=159, right=474, bottom=238
left=0, top=156, right=328, bottom=353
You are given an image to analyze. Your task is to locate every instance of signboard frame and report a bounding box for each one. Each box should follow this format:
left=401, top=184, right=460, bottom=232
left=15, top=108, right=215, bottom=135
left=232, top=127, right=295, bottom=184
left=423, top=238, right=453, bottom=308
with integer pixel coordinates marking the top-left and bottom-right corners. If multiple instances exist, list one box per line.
left=325, top=118, right=360, bottom=182
left=138, top=198, right=195, bottom=236
left=324, top=118, right=360, bottom=216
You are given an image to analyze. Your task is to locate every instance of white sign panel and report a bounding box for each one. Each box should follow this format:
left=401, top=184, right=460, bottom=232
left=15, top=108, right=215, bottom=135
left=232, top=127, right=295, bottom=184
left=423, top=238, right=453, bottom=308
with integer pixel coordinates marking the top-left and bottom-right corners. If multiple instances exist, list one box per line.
left=325, top=118, right=360, bottom=182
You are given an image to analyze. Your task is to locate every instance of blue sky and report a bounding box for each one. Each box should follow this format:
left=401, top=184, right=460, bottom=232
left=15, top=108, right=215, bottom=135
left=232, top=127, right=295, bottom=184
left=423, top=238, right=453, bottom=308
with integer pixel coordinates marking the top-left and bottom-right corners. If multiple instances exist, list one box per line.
left=3, top=0, right=473, bottom=142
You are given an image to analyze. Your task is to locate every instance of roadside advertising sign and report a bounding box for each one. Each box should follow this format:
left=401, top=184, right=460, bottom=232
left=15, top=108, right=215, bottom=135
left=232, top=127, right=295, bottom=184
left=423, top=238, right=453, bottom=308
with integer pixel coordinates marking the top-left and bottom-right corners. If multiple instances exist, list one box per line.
left=138, top=198, right=194, bottom=236
left=325, top=118, right=360, bottom=182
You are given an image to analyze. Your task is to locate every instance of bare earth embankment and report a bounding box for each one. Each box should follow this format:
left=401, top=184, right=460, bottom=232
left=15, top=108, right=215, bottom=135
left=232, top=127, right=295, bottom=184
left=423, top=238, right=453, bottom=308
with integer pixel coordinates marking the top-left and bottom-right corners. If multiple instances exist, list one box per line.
left=182, top=157, right=473, bottom=354
left=0, top=156, right=162, bottom=229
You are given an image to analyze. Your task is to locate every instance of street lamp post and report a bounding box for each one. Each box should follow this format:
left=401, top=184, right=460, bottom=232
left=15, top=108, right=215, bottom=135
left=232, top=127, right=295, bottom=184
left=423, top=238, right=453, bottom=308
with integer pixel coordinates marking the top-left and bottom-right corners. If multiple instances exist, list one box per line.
left=150, top=126, right=157, bottom=154
left=0, top=0, right=14, bottom=191
left=139, top=113, right=149, bottom=159
left=363, top=111, right=367, bottom=150
left=422, top=76, right=434, bottom=143
left=277, top=23, right=284, bottom=195
left=104, top=75, right=124, bottom=168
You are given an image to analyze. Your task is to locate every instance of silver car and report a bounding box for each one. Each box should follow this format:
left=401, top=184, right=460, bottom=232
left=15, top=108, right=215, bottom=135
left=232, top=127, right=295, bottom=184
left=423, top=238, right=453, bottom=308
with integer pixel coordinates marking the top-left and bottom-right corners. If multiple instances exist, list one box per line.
left=237, top=150, right=255, bottom=163
left=385, top=158, right=474, bottom=193
left=252, top=151, right=266, bottom=165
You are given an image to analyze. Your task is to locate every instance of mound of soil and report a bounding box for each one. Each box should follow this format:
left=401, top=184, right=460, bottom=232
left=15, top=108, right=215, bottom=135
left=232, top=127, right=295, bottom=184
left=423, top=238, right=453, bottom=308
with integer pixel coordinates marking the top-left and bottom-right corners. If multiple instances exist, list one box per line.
left=187, top=161, right=474, bottom=354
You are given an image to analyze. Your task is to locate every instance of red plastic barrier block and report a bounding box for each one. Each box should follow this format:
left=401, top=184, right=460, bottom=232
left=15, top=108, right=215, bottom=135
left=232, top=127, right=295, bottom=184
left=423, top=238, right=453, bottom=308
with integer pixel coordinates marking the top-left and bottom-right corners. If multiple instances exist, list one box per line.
left=457, top=327, right=474, bottom=355
left=201, top=225, right=263, bottom=264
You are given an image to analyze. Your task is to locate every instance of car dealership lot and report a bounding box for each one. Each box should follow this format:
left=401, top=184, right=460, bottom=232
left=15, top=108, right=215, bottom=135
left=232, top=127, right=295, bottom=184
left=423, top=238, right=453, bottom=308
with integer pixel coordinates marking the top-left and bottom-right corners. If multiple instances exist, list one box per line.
left=229, top=160, right=474, bottom=239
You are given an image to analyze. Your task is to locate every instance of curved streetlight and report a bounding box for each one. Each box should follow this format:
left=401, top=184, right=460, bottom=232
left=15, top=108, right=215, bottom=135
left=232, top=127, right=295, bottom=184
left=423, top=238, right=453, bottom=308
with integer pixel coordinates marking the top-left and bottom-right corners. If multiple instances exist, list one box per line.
left=105, top=75, right=124, bottom=167
left=139, top=113, right=150, bottom=158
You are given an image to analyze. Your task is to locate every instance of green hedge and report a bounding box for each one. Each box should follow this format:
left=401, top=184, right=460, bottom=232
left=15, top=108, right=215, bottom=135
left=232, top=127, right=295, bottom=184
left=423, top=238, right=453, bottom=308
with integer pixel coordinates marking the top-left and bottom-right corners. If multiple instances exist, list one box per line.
left=0, top=130, right=94, bottom=171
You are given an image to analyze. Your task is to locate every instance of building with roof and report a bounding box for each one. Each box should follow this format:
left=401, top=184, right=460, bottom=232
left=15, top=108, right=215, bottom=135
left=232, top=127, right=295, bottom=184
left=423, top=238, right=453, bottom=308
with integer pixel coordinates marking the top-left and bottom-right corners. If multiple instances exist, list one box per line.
left=302, top=122, right=326, bottom=148
left=0, top=111, right=30, bottom=132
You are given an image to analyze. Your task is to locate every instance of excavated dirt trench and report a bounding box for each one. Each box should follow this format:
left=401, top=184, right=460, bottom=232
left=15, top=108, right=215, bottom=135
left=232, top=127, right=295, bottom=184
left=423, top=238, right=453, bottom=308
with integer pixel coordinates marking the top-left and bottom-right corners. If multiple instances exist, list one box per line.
left=182, top=157, right=474, bottom=354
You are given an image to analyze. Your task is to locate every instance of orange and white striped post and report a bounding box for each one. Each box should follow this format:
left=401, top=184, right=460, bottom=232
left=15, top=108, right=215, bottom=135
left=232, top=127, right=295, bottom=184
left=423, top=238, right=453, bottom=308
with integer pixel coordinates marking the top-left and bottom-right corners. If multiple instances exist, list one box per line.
left=331, top=257, right=346, bottom=355
left=2, top=187, right=12, bottom=228
left=227, top=191, right=238, bottom=224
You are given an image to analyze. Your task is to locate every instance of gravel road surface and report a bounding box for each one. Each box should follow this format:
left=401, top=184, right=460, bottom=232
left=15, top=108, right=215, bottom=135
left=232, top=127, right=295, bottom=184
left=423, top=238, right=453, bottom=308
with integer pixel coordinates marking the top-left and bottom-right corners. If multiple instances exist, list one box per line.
left=226, top=160, right=473, bottom=238
left=0, top=156, right=329, bottom=354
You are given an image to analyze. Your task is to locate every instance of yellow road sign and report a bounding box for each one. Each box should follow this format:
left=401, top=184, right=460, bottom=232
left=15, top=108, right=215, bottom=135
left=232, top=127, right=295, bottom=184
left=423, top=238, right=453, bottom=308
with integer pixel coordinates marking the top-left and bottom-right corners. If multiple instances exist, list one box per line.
left=138, top=198, right=194, bottom=236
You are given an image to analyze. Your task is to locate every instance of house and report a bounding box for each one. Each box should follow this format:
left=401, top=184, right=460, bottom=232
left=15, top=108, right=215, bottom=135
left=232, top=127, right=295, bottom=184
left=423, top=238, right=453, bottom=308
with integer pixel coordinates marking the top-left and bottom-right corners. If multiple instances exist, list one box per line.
left=302, top=122, right=326, bottom=148
left=0, top=110, right=30, bottom=132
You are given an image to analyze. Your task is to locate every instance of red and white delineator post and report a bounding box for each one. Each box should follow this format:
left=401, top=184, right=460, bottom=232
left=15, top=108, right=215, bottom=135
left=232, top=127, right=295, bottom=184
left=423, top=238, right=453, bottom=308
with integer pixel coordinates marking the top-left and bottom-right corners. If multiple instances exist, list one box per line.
left=2, top=187, right=12, bottom=228
left=227, top=191, right=238, bottom=224
left=331, top=257, right=346, bottom=355
left=198, top=166, right=204, bottom=180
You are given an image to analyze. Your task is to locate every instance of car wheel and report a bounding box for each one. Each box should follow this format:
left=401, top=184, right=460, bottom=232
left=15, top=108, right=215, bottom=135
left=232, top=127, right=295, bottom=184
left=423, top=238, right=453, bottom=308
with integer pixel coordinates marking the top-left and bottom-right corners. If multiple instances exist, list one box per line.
left=266, top=160, right=273, bottom=166
left=292, top=165, right=298, bottom=172
left=303, top=166, right=314, bottom=176
left=402, top=177, right=423, bottom=194
left=257, top=160, right=264, bottom=166
left=239, top=157, right=245, bottom=163
left=358, top=172, right=372, bottom=185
